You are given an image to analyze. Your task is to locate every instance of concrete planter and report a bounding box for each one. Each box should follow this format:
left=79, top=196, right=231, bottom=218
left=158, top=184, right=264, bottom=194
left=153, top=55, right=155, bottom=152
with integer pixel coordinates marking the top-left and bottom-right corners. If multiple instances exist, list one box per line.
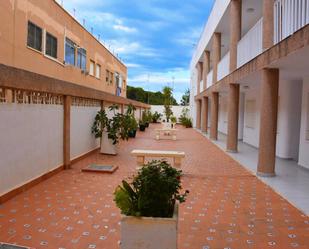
left=100, top=132, right=117, bottom=155
left=120, top=204, right=178, bottom=249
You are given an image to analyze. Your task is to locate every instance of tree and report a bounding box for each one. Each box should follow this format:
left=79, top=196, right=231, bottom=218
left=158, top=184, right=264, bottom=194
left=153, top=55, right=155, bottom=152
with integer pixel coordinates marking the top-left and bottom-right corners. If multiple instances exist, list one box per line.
left=162, top=86, right=173, bottom=122
left=180, top=89, right=190, bottom=106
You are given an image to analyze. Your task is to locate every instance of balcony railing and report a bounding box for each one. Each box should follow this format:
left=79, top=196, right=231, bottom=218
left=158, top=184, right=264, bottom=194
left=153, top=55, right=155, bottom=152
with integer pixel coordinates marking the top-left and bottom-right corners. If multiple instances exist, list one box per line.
left=237, top=18, right=263, bottom=68
left=207, top=70, right=213, bottom=89
left=217, top=52, right=230, bottom=81
left=274, top=0, right=309, bottom=44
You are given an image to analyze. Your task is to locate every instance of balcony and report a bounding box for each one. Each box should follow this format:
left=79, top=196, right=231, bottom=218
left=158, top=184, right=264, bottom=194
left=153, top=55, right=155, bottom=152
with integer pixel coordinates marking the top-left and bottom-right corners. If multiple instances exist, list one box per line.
left=207, top=69, right=213, bottom=88
left=237, top=18, right=263, bottom=68
left=274, top=0, right=309, bottom=44
left=217, top=51, right=230, bottom=81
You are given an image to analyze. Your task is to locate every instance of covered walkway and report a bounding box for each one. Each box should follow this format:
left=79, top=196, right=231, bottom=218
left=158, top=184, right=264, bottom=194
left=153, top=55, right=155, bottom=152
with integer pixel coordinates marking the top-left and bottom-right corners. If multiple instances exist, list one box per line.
left=0, top=125, right=308, bottom=249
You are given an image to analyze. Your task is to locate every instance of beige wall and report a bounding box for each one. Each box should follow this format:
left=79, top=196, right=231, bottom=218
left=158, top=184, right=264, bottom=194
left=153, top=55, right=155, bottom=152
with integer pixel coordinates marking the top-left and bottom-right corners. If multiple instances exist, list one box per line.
left=0, top=0, right=127, bottom=97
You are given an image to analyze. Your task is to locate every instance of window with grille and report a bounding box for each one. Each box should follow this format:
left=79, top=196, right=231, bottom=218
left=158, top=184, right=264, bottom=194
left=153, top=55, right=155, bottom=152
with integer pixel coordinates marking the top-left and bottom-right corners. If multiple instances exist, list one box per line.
left=27, top=21, right=42, bottom=51
left=245, top=99, right=256, bottom=129
left=65, top=38, right=75, bottom=65
left=77, top=48, right=86, bottom=71
left=45, top=32, right=57, bottom=58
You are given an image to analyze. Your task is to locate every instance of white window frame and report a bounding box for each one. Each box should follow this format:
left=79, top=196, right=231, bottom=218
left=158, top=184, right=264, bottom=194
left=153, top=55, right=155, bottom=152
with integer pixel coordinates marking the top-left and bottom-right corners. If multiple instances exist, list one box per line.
left=96, top=64, right=101, bottom=79
left=89, top=60, right=95, bottom=76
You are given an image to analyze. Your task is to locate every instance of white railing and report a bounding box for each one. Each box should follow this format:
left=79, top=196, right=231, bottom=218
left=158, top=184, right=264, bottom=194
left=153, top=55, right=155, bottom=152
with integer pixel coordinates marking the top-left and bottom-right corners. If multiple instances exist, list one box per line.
left=274, top=0, right=309, bottom=44
left=207, top=70, right=213, bottom=88
left=237, top=18, right=263, bottom=68
left=217, top=51, right=230, bottom=81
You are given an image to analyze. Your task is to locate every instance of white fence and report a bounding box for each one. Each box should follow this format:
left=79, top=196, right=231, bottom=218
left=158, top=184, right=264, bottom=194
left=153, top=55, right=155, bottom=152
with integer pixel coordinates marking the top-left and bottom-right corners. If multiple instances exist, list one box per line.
left=207, top=70, right=213, bottom=88
left=237, top=18, right=263, bottom=68
left=274, top=0, right=309, bottom=44
left=217, top=51, right=230, bottom=81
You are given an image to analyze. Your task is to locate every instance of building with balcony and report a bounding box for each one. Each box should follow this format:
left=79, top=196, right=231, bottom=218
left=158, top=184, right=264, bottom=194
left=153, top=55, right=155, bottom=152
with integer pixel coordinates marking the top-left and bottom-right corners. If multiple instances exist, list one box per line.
left=0, top=0, right=126, bottom=97
left=191, top=0, right=309, bottom=178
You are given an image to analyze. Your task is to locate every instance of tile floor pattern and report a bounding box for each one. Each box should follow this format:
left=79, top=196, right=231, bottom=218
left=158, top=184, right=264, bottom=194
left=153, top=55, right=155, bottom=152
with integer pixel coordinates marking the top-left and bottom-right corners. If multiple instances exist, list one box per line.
left=0, top=124, right=309, bottom=249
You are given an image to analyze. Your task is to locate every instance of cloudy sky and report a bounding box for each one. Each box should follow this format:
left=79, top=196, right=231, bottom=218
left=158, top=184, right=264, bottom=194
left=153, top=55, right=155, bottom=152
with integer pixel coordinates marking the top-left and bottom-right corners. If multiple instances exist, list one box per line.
left=56, top=0, right=214, bottom=102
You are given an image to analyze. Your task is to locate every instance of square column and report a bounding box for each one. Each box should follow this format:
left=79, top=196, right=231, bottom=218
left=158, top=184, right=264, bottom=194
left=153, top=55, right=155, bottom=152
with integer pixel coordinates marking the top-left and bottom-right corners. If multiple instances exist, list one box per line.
left=227, top=84, right=240, bottom=152
left=257, top=68, right=279, bottom=177
left=63, top=95, right=71, bottom=169
left=210, top=92, right=219, bottom=140
left=202, top=51, right=210, bottom=90
left=201, top=96, right=209, bottom=133
left=263, top=0, right=275, bottom=50
left=229, top=0, right=242, bottom=72
left=212, top=33, right=221, bottom=84
left=196, top=99, right=202, bottom=129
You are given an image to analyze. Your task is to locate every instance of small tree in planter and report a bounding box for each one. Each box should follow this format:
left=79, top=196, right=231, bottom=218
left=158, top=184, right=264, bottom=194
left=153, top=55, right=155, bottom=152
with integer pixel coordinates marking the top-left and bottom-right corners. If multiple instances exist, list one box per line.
left=152, top=111, right=162, bottom=123
left=114, top=160, right=189, bottom=249
left=126, top=104, right=138, bottom=138
left=91, top=105, right=129, bottom=155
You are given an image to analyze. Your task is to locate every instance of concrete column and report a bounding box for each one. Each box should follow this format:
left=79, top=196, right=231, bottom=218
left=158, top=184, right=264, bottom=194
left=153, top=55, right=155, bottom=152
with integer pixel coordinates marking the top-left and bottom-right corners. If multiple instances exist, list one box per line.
left=63, top=95, right=71, bottom=169
left=212, top=33, right=221, bottom=84
left=210, top=92, right=219, bottom=140
left=230, top=0, right=242, bottom=72
left=4, top=89, right=13, bottom=103
left=257, top=68, right=279, bottom=176
left=263, top=0, right=275, bottom=50
left=202, top=51, right=210, bottom=90
left=201, top=96, right=209, bottom=133
left=196, top=100, right=202, bottom=129
left=227, top=84, right=240, bottom=152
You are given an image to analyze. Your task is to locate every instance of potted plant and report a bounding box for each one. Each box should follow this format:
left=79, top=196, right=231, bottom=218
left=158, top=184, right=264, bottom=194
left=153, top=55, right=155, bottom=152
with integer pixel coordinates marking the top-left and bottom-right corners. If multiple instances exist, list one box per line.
left=114, top=160, right=189, bottom=249
left=139, top=120, right=146, bottom=131
left=142, top=111, right=151, bottom=128
left=126, top=104, right=138, bottom=138
left=91, top=105, right=129, bottom=155
left=170, top=116, right=177, bottom=128
left=179, top=107, right=192, bottom=128
left=152, top=111, right=162, bottom=123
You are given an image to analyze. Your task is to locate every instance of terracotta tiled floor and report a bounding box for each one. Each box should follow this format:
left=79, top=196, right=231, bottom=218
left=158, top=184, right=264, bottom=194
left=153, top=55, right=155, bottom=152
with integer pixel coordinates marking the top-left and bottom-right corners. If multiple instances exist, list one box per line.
left=0, top=124, right=309, bottom=249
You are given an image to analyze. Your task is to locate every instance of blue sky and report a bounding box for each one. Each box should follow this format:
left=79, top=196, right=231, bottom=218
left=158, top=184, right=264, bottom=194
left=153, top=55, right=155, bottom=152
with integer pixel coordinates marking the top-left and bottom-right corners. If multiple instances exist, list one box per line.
left=57, top=0, right=214, bottom=102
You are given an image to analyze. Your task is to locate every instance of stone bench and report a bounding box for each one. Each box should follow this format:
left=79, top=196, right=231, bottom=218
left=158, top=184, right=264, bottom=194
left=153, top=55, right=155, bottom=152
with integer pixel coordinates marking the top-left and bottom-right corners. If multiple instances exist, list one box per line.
left=155, top=128, right=178, bottom=140
left=131, top=149, right=185, bottom=168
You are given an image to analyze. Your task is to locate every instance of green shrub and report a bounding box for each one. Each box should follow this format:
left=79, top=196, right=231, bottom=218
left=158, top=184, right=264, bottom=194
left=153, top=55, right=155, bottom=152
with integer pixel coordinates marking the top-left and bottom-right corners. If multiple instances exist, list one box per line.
left=179, top=107, right=192, bottom=128
left=114, top=160, right=189, bottom=218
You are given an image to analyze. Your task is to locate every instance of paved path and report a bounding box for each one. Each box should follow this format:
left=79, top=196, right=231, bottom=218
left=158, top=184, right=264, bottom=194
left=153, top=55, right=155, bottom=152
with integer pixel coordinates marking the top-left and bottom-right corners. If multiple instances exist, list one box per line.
left=0, top=124, right=308, bottom=249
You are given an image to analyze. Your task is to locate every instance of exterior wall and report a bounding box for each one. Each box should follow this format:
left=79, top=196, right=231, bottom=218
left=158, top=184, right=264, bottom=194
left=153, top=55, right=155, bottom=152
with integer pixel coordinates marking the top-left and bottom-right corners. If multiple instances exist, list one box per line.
left=150, top=105, right=190, bottom=122
left=0, top=103, right=63, bottom=195
left=0, top=0, right=127, bottom=97
left=218, top=95, right=228, bottom=134
left=276, top=80, right=302, bottom=160
left=70, top=106, right=100, bottom=159
left=298, top=78, right=309, bottom=169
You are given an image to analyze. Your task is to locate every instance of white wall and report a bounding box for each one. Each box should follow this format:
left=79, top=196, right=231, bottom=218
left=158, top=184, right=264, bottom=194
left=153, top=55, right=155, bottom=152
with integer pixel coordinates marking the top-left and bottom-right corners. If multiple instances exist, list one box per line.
left=243, top=87, right=261, bottom=148
left=70, top=106, right=100, bottom=159
left=0, top=104, right=63, bottom=195
left=218, top=95, right=228, bottom=134
left=150, top=105, right=190, bottom=122
left=298, top=78, right=309, bottom=169
left=276, top=80, right=302, bottom=159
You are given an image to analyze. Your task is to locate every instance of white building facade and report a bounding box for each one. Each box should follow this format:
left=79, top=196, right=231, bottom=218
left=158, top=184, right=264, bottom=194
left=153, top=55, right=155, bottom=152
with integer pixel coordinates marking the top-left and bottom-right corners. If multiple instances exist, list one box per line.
left=190, top=0, right=309, bottom=175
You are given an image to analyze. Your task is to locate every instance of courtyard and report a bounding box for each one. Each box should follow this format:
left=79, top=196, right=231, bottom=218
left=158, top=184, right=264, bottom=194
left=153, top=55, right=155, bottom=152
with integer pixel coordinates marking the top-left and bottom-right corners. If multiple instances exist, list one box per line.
left=0, top=124, right=308, bottom=249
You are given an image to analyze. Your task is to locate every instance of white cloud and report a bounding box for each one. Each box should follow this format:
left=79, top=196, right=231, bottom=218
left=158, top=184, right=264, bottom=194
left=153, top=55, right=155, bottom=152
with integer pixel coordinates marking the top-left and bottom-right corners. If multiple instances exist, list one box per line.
left=113, top=24, right=137, bottom=33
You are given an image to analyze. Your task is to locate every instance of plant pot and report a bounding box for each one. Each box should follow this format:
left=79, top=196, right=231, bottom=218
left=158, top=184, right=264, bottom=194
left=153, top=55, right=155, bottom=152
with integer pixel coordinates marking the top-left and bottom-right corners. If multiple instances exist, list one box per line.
left=145, top=122, right=149, bottom=128
left=120, top=204, right=178, bottom=249
left=128, top=129, right=137, bottom=138
left=139, top=125, right=146, bottom=131
left=100, top=132, right=118, bottom=155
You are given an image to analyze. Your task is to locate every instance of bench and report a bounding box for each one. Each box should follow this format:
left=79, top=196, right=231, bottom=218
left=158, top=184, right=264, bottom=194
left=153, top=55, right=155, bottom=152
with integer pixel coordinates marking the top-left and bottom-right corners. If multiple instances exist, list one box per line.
left=131, top=149, right=185, bottom=168
left=155, top=128, right=178, bottom=140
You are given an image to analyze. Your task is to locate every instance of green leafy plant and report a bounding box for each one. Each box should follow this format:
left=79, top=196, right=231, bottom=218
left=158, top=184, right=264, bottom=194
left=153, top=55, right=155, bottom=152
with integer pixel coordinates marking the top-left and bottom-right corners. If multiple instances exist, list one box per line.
left=114, top=160, right=189, bottom=218
left=170, top=116, right=177, bottom=123
left=91, top=105, right=130, bottom=145
left=125, top=104, right=138, bottom=137
left=162, top=86, right=174, bottom=122
left=179, top=108, right=192, bottom=128
left=152, top=111, right=162, bottom=123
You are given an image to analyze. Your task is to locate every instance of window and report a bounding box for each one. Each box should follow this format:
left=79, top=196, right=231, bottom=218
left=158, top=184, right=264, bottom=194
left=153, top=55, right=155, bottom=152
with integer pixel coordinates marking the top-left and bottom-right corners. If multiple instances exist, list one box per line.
left=106, top=70, right=110, bottom=82
left=110, top=72, right=113, bottom=84
left=96, top=64, right=101, bottom=79
left=27, top=21, right=42, bottom=51
left=306, top=93, right=309, bottom=140
left=65, top=38, right=75, bottom=65
left=89, top=60, right=95, bottom=76
left=77, top=48, right=86, bottom=71
left=245, top=99, right=256, bottom=129
left=45, top=32, right=57, bottom=58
